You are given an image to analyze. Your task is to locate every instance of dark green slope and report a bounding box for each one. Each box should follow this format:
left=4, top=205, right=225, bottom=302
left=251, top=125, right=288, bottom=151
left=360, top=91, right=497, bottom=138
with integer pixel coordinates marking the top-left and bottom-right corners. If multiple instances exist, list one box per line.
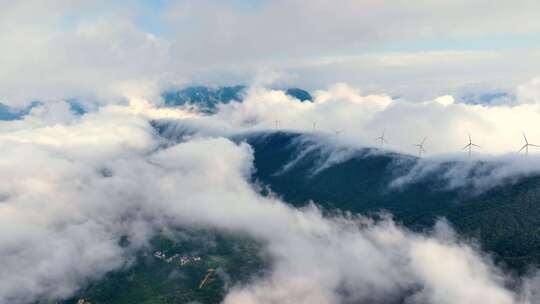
left=446, top=177, right=540, bottom=268
left=61, top=230, right=267, bottom=304
left=242, top=132, right=462, bottom=224
left=241, top=131, right=540, bottom=270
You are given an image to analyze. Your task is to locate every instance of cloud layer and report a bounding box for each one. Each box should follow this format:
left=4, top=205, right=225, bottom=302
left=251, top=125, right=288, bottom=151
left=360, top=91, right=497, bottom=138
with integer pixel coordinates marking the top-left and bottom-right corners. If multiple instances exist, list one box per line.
left=157, top=81, right=540, bottom=157
left=1, top=99, right=540, bottom=303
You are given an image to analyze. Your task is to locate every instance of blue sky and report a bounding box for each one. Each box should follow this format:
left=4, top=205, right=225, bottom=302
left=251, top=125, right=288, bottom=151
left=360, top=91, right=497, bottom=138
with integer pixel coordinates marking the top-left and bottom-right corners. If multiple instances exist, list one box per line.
left=134, top=0, right=170, bottom=35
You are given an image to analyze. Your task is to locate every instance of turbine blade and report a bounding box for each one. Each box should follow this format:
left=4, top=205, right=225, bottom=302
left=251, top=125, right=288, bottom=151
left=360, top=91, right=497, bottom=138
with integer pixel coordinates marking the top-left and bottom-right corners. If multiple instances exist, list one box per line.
left=463, top=144, right=471, bottom=150
left=529, top=144, right=540, bottom=147
left=472, top=144, right=481, bottom=148
left=519, top=145, right=527, bottom=152
left=523, top=132, right=528, bottom=144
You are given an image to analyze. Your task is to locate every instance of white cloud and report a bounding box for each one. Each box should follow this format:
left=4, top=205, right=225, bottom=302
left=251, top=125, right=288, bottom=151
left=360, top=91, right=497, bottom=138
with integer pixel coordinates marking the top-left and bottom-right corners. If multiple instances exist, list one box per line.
left=517, top=78, right=540, bottom=104
left=143, top=81, right=540, bottom=192
left=3, top=1, right=540, bottom=104
left=158, top=83, right=540, bottom=157
left=0, top=100, right=538, bottom=303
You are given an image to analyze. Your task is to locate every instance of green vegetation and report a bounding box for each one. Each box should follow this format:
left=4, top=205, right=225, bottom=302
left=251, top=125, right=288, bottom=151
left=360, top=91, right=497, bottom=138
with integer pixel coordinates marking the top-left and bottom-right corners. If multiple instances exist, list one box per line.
left=244, top=132, right=540, bottom=271
left=62, top=229, right=268, bottom=304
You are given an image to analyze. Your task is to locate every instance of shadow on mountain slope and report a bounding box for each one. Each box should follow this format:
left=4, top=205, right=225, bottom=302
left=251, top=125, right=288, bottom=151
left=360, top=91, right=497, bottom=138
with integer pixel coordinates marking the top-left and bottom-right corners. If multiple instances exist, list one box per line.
left=240, top=132, right=540, bottom=270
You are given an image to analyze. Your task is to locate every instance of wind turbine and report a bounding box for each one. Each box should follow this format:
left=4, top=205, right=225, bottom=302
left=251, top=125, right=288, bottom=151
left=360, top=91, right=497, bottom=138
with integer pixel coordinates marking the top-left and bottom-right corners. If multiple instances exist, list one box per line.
left=518, top=132, right=540, bottom=155
left=375, top=129, right=388, bottom=148
left=414, top=137, right=427, bottom=157
left=332, top=128, right=344, bottom=137
left=274, top=120, right=279, bottom=129
left=311, top=121, right=317, bottom=131
left=463, top=133, right=480, bottom=157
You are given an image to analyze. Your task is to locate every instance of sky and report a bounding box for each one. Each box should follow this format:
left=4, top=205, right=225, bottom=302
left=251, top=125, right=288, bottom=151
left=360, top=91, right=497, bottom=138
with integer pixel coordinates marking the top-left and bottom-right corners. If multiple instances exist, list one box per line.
left=3, top=0, right=540, bottom=105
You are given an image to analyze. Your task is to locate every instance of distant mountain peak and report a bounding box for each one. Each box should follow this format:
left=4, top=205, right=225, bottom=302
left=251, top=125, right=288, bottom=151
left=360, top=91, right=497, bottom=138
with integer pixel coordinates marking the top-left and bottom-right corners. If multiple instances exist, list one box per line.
left=285, top=88, right=313, bottom=102
left=162, top=85, right=313, bottom=113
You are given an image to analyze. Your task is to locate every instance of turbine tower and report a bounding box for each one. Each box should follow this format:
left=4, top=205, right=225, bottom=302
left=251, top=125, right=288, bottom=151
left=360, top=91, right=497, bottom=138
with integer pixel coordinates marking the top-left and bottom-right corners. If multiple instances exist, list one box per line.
left=463, top=133, right=480, bottom=157
left=415, top=137, right=427, bottom=157
left=376, top=129, right=388, bottom=148
left=274, top=120, right=279, bottom=129
left=518, top=132, right=540, bottom=155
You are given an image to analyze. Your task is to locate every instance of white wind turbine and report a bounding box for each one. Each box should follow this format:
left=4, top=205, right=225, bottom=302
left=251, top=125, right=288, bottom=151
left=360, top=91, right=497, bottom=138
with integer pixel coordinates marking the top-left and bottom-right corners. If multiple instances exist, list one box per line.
left=375, top=129, right=388, bottom=148
left=518, top=132, right=540, bottom=155
left=463, top=133, right=481, bottom=157
left=414, top=137, right=427, bottom=157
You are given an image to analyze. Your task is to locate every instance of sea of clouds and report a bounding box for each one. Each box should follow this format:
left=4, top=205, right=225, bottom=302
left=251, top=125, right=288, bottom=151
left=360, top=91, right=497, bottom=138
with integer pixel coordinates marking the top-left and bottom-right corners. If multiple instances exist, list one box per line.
left=3, top=83, right=540, bottom=303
